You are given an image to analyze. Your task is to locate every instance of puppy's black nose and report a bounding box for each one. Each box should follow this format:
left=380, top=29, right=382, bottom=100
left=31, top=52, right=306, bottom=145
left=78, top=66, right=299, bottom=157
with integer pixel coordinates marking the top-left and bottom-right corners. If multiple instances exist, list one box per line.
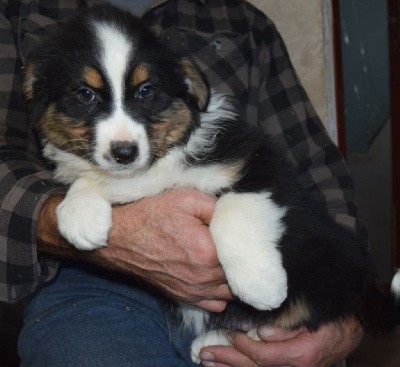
left=110, top=141, right=138, bottom=165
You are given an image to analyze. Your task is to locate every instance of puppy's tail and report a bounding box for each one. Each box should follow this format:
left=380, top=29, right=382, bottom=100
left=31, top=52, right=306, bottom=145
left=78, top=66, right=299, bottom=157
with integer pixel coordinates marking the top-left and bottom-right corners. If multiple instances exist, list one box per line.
left=359, top=269, right=400, bottom=332
left=367, top=269, right=400, bottom=331
left=361, top=282, right=400, bottom=333
left=391, top=269, right=400, bottom=302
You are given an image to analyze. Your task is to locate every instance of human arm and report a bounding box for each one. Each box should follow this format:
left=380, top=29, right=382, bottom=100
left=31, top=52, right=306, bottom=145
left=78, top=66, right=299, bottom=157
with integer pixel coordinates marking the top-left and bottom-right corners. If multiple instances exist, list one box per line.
left=0, top=1, right=68, bottom=304
left=37, top=189, right=233, bottom=312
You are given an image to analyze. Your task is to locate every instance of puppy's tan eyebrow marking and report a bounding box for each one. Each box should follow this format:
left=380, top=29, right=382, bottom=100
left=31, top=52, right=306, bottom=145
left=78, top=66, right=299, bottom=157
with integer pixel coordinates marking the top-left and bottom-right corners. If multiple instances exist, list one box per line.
left=83, top=66, right=104, bottom=89
left=40, top=103, right=92, bottom=158
left=132, top=63, right=149, bottom=86
left=21, top=62, right=36, bottom=101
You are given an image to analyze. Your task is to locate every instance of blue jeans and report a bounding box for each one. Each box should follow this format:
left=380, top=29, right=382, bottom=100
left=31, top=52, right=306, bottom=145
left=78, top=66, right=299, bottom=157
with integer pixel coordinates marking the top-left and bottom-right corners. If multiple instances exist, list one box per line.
left=18, top=261, right=198, bottom=367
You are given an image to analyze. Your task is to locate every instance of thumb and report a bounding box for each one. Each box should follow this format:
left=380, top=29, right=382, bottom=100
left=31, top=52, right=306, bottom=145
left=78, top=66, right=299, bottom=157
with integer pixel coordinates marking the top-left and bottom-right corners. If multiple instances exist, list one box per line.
left=190, top=192, right=217, bottom=225
left=256, top=325, right=308, bottom=342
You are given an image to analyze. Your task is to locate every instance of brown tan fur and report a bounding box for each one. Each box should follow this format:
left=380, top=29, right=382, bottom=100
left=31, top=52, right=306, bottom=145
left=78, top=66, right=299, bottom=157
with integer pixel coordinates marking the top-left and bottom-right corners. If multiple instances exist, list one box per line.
left=218, top=160, right=245, bottom=183
left=180, top=58, right=209, bottom=110
left=40, top=104, right=92, bottom=158
left=273, top=298, right=311, bottom=329
left=149, top=99, right=194, bottom=157
left=131, top=63, right=149, bottom=86
left=21, top=63, right=36, bottom=102
left=83, top=66, right=104, bottom=89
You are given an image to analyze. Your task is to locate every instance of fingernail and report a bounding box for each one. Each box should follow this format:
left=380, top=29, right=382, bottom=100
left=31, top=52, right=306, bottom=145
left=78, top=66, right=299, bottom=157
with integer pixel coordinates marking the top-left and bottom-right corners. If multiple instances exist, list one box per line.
left=200, top=351, right=214, bottom=361
left=201, top=362, right=215, bottom=367
left=258, top=326, right=275, bottom=337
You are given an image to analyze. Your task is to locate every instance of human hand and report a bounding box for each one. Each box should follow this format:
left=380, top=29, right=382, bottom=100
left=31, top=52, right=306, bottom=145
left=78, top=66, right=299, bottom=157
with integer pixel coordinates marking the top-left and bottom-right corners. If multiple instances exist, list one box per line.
left=199, top=316, right=363, bottom=367
left=98, top=188, right=233, bottom=312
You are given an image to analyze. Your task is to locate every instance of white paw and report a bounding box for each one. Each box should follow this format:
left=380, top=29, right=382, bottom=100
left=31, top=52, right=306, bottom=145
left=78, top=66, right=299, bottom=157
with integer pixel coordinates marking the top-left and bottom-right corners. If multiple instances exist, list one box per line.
left=191, top=330, right=231, bottom=364
left=391, top=269, right=400, bottom=301
left=178, top=303, right=209, bottom=335
left=210, top=192, right=288, bottom=310
left=56, top=195, right=112, bottom=250
left=246, top=328, right=261, bottom=341
left=234, top=268, right=287, bottom=311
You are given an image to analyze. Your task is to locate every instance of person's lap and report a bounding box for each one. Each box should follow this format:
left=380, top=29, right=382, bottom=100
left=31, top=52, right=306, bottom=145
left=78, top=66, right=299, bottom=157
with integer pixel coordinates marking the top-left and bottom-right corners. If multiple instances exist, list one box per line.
left=18, top=261, right=197, bottom=367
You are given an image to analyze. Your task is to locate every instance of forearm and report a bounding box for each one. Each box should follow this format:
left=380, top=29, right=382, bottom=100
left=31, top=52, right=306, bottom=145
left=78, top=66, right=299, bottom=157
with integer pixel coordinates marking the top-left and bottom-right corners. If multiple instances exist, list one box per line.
left=37, top=195, right=70, bottom=254
left=36, top=194, right=169, bottom=270
left=36, top=195, right=138, bottom=275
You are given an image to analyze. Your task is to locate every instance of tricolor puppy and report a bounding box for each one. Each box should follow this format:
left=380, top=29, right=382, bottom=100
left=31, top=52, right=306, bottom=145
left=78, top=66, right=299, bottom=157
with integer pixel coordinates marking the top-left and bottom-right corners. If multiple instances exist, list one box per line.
left=22, top=4, right=396, bottom=363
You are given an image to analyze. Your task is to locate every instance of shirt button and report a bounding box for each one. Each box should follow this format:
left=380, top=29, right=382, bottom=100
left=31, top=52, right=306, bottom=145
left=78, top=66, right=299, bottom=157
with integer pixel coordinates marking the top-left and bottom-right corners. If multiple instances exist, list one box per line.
left=212, top=39, right=222, bottom=51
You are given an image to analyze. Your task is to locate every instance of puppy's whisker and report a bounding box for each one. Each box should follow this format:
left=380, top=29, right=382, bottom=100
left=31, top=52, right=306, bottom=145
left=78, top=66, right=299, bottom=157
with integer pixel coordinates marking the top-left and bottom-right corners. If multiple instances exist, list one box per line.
left=62, top=146, right=93, bottom=157
left=56, top=140, right=92, bottom=150
left=63, top=145, right=91, bottom=152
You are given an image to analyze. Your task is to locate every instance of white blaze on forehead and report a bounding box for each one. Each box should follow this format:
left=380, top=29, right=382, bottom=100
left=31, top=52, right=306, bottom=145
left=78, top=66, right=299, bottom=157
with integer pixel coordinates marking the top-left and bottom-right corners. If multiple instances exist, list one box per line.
left=91, top=21, right=150, bottom=173
left=94, top=21, right=132, bottom=109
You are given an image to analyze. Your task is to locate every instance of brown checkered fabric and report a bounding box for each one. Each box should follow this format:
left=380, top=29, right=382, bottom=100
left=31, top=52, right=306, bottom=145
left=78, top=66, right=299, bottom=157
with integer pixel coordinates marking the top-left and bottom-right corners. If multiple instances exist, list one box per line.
left=0, top=0, right=366, bottom=303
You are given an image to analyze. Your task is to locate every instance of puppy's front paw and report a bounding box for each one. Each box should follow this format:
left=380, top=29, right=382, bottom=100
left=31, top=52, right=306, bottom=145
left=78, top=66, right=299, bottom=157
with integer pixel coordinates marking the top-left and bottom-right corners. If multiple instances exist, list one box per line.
left=233, top=268, right=287, bottom=311
left=56, top=195, right=112, bottom=250
left=210, top=191, right=288, bottom=310
left=191, top=330, right=231, bottom=364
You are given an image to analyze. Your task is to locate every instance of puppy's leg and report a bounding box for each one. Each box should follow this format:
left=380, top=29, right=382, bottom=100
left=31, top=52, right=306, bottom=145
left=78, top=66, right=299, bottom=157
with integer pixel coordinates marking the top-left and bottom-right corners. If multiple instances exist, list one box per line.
left=190, top=327, right=264, bottom=364
left=191, top=329, right=232, bottom=364
left=210, top=191, right=288, bottom=310
left=178, top=303, right=210, bottom=336
left=56, top=177, right=112, bottom=250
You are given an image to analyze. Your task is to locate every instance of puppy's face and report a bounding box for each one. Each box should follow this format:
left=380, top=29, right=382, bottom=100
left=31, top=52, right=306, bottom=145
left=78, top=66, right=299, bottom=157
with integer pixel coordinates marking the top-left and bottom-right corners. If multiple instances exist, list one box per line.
left=22, top=6, right=209, bottom=176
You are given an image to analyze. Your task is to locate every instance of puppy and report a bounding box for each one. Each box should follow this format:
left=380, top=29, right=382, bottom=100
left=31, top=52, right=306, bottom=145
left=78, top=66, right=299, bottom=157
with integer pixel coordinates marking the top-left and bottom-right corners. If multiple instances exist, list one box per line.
left=21, top=4, right=397, bottom=363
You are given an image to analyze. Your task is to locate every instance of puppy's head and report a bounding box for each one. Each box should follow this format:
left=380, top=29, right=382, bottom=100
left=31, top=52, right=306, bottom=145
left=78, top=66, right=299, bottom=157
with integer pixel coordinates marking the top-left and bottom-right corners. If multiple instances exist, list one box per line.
left=21, top=4, right=209, bottom=176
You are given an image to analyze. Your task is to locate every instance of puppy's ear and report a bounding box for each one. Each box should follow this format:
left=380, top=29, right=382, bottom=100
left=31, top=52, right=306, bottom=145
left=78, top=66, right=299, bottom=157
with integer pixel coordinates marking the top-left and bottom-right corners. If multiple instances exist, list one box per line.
left=180, top=58, right=209, bottom=111
left=20, top=62, right=37, bottom=107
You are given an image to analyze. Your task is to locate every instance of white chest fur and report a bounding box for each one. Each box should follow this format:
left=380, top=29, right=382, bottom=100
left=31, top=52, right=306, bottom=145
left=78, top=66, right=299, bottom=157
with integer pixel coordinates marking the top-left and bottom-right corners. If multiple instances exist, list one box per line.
left=45, top=142, right=240, bottom=203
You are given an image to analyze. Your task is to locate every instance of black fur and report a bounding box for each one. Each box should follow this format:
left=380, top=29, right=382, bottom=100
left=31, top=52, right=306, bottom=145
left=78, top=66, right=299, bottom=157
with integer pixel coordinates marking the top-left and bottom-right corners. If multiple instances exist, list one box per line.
left=184, top=105, right=391, bottom=331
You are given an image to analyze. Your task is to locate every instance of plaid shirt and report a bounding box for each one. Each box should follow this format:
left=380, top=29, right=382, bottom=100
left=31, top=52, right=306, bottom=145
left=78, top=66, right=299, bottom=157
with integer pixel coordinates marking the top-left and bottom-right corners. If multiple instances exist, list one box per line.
left=0, top=0, right=365, bottom=304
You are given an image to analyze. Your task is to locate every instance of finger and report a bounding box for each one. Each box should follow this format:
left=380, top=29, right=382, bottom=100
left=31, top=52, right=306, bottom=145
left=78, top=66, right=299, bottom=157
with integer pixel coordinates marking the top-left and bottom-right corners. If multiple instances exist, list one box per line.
left=229, top=332, right=295, bottom=366
left=202, top=363, right=233, bottom=367
left=257, top=325, right=308, bottom=342
left=194, top=284, right=234, bottom=312
left=185, top=190, right=217, bottom=225
left=196, top=283, right=235, bottom=302
left=196, top=300, right=228, bottom=313
left=195, top=202, right=216, bottom=225
left=150, top=267, right=233, bottom=305
left=208, top=283, right=234, bottom=300
left=200, top=345, right=256, bottom=367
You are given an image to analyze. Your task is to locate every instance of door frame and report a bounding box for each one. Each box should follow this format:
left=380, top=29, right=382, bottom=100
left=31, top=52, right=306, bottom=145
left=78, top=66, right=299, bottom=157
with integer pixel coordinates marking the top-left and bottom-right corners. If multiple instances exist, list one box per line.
left=388, top=0, right=400, bottom=268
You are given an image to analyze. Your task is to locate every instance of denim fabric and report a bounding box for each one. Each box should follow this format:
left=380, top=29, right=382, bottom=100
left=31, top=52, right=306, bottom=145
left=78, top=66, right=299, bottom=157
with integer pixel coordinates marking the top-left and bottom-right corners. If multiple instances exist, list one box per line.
left=18, top=261, right=198, bottom=367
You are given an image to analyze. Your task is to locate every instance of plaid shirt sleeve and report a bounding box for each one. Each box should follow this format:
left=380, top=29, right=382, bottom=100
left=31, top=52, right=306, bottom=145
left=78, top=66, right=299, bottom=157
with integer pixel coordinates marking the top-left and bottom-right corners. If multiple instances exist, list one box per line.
left=0, top=0, right=86, bottom=303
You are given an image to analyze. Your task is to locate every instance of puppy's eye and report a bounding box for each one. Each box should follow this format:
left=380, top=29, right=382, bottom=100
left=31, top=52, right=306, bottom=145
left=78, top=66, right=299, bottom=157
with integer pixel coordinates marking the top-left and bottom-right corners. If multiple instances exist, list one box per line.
left=137, top=84, right=154, bottom=99
left=78, top=88, right=95, bottom=103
